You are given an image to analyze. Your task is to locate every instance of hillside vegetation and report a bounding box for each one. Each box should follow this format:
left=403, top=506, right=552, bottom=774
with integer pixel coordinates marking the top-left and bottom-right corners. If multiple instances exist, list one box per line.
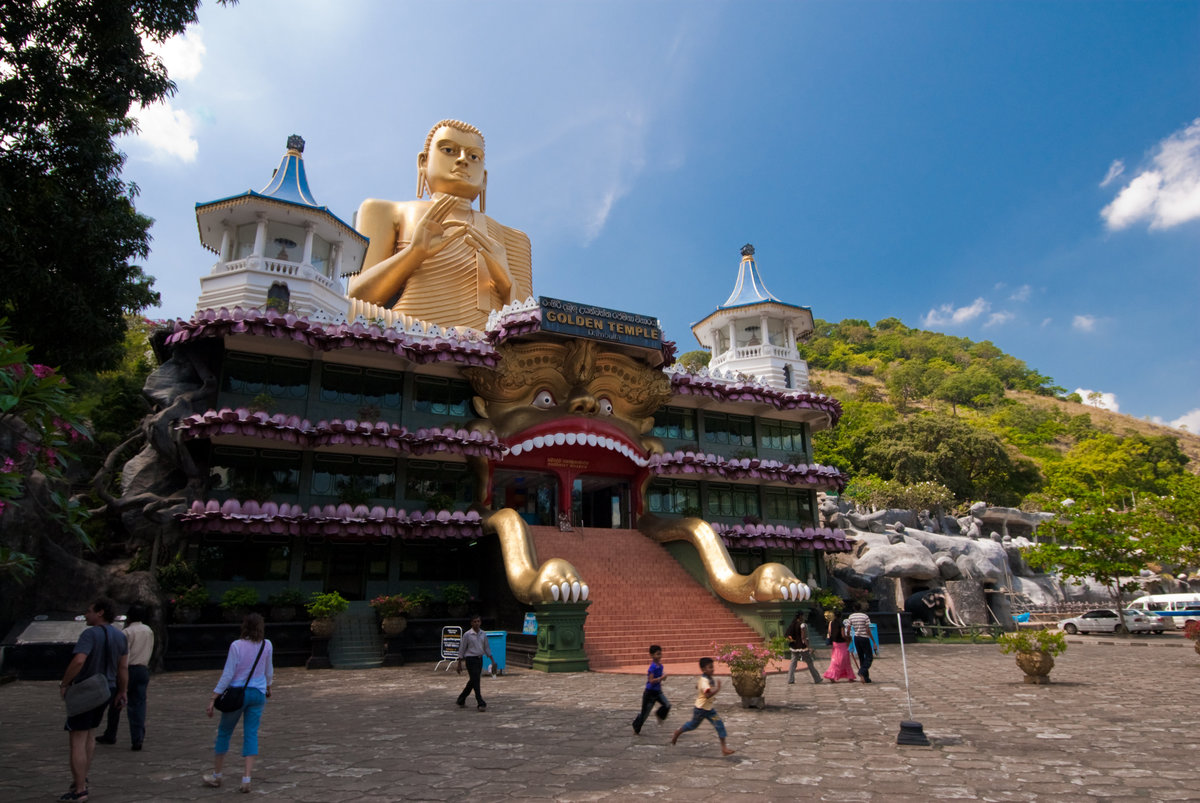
left=789, top=318, right=1199, bottom=511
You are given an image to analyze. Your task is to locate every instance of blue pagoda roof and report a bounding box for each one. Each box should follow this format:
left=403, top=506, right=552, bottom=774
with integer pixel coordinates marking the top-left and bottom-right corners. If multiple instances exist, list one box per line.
left=258, top=134, right=319, bottom=205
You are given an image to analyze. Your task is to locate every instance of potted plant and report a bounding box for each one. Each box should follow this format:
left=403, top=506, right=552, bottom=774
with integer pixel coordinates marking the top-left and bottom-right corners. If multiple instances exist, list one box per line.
left=442, top=583, right=472, bottom=618
left=267, top=588, right=306, bottom=622
left=998, top=628, right=1067, bottom=684
left=370, top=594, right=410, bottom=635
left=219, top=586, right=259, bottom=622
left=814, top=588, right=844, bottom=621
left=1184, top=620, right=1200, bottom=656
left=306, top=591, right=349, bottom=638
left=170, top=584, right=209, bottom=623
left=404, top=587, right=434, bottom=618
left=712, top=636, right=788, bottom=708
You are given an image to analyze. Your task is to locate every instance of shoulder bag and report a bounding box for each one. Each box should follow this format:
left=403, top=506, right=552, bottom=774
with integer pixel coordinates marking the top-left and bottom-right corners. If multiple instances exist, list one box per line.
left=214, top=640, right=266, bottom=713
left=64, top=626, right=113, bottom=716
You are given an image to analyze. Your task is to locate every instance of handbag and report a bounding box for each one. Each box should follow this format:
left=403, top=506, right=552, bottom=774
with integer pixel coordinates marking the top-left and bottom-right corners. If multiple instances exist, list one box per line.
left=214, top=640, right=266, bottom=713
left=64, top=626, right=113, bottom=716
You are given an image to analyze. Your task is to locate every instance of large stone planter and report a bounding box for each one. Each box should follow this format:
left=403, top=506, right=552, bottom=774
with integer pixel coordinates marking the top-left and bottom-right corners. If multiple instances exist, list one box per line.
left=310, top=618, right=336, bottom=639
left=1015, top=650, right=1054, bottom=684
left=731, top=668, right=767, bottom=708
left=381, top=616, right=408, bottom=636
left=1192, top=640, right=1200, bottom=656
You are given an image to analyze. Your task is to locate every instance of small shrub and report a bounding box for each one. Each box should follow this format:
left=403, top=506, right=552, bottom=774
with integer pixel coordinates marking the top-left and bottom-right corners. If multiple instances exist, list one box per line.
left=370, top=594, right=409, bottom=618
left=306, top=591, right=349, bottom=619
left=267, top=588, right=306, bottom=607
left=997, top=628, right=1067, bottom=656
left=156, top=556, right=200, bottom=594
left=405, top=587, right=434, bottom=610
left=220, top=586, right=259, bottom=610
left=442, top=583, right=471, bottom=606
left=170, top=584, right=209, bottom=608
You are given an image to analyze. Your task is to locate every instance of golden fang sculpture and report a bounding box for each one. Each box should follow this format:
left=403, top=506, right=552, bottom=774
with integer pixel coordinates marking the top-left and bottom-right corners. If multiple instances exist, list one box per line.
left=349, top=120, right=532, bottom=332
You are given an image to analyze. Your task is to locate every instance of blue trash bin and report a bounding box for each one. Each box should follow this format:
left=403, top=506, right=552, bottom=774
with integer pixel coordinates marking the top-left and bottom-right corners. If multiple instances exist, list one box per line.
left=483, top=631, right=506, bottom=674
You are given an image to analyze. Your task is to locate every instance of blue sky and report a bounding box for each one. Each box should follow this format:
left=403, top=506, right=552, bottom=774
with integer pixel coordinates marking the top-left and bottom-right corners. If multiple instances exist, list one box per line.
left=122, top=1, right=1200, bottom=430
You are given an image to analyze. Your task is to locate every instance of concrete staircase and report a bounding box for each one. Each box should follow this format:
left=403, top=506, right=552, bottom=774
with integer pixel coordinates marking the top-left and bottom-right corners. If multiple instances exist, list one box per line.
left=329, top=601, right=383, bottom=669
left=528, top=526, right=765, bottom=671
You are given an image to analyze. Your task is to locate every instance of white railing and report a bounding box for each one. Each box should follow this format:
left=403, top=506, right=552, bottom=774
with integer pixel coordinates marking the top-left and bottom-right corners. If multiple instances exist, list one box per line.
left=710, top=344, right=796, bottom=369
left=217, top=258, right=339, bottom=293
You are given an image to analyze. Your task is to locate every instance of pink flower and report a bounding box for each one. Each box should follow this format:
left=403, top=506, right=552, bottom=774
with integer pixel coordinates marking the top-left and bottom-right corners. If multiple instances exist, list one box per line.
left=31, top=364, right=54, bottom=379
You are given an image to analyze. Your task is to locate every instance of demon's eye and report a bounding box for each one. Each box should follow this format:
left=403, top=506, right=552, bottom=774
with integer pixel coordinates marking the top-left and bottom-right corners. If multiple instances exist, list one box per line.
left=597, top=396, right=614, bottom=416
left=532, top=390, right=556, bottom=409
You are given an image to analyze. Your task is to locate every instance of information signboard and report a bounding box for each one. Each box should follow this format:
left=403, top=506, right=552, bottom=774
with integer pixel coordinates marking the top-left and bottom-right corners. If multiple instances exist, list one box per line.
left=538, top=296, right=662, bottom=350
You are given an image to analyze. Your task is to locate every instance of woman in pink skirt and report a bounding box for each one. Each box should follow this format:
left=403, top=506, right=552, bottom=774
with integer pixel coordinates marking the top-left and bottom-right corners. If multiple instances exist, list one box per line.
left=823, top=612, right=858, bottom=682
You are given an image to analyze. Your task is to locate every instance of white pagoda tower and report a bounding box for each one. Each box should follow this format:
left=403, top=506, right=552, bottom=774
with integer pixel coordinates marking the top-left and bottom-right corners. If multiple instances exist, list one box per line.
left=193, top=135, right=367, bottom=319
left=690, top=244, right=814, bottom=390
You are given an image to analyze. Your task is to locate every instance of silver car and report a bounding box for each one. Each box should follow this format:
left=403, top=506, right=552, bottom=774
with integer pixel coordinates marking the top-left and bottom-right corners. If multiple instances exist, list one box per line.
left=1058, top=608, right=1161, bottom=635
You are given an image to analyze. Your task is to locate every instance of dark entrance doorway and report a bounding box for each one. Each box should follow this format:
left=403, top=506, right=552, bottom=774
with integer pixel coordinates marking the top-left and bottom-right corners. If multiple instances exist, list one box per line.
left=572, top=475, right=631, bottom=528
left=325, top=544, right=368, bottom=600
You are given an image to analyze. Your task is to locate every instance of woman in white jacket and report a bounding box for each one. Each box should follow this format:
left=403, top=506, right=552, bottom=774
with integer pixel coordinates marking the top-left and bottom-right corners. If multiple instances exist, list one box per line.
left=203, top=613, right=273, bottom=793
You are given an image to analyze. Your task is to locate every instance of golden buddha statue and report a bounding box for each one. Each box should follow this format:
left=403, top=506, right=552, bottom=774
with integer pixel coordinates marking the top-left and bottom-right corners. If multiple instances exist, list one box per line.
left=348, top=120, right=532, bottom=331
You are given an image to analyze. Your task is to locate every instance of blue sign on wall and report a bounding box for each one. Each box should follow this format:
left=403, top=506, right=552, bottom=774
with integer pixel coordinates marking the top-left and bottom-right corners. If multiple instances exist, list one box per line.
left=539, top=297, right=662, bottom=350
left=522, top=613, right=538, bottom=635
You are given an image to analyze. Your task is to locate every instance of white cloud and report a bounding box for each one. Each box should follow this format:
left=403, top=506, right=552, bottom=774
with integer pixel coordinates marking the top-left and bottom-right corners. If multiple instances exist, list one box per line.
left=921, top=297, right=988, bottom=327
left=1102, top=117, right=1200, bottom=230
left=125, top=28, right=206, bottom=163
left=129, top=102, right=199, bottom=162
left=1100, top=159, right=1125, bottom=187
left=1072, top=314, right=1098, bottom=332
left=1166, top=408, right=1200, bottom=432
left=1075, top=388, right=1120, bottom=413
left=985, top=311, right=1013, bottom=327
left=144, top=28, right=206, bottom=81
left=1008, top=284, right=1031, bottom=302
left=1041, top=317, right=1052, bottom=327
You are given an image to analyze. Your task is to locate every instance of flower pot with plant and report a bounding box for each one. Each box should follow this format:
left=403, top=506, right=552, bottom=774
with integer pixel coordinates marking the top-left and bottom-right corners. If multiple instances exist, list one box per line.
left=267, top=588, right=306, bottom=622
left=713, top=636, right=788, bottom=708
left=814, top=589, right=844, bottom=622
left=306, top=591, right=349, bottom=637
left=170, top=585, right=209, bottom=623
left=1184, top=620, right=1200, bottom=656
left=219, top=586, right=260, bottom=622
left=998, top=628, right=1067, bottom=684
left=404, top=587, right=434, bottom=619
left=442, top=583, right=472, bottom=618
left=370, top=594, right=410, bottom=634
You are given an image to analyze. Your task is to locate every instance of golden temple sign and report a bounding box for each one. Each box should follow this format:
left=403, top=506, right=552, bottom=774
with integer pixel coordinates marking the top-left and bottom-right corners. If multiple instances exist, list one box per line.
left=539, top=297, right=662, bottom=350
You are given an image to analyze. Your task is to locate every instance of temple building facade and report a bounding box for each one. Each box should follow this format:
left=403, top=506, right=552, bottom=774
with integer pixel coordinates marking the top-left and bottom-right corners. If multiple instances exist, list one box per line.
left=151, top=132, right=851, bottom=670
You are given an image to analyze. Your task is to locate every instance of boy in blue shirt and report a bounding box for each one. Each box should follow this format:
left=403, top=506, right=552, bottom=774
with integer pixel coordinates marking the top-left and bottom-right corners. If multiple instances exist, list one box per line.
left=631, top=645, right=671, bottom=735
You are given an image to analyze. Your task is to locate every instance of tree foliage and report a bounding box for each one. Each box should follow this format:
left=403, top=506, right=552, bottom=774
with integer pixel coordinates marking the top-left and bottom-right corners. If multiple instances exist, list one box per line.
left=0, top=0, right=230, bottom=376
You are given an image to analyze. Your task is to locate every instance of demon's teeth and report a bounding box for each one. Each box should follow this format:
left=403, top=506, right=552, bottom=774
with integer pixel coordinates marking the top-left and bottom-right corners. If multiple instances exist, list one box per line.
left=553, top=433, right=566, bottom=446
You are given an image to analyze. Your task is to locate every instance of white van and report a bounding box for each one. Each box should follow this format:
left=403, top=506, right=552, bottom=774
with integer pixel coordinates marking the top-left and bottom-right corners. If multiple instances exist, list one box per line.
left=1127, top=594, right=1200, bottom=629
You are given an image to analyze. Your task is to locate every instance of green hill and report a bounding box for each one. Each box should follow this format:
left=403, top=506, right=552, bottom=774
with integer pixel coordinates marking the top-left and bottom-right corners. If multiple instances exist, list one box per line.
left=790, top=318, right=1200, bottom=510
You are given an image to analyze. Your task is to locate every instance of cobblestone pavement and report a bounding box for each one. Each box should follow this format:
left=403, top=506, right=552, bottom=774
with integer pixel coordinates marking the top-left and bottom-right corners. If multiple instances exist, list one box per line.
left=1, top=638, right=1196, bottom=802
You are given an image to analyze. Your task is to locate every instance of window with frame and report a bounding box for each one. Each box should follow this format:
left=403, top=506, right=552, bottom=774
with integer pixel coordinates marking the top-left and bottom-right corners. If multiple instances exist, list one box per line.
left=194, top=538, right=292, bottom=582
left=702, top=413, right=755, bottom=447
left=760, top=419, right=807, bottom=454
left=646, top=480, right=700, bottom=514
left=412, top=377, right=473, bottom=417
left=221, top=352, right=310, bottom=400
left=209, top=447, right=301, bottom=498
left=318, top=364, right=404, bottom=411
left=764, top=488, right=816, bottom=526
left=651, top=407, right=697, bottom=441
left=311, top=454, right=398, bottom=502
left=404, top=460, right=473, bottom=506
left=705, top=483, right=761, bottom=519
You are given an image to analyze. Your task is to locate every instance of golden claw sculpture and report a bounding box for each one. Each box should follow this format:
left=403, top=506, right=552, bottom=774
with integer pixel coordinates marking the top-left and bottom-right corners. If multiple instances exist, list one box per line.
left=484, top=509, right=589, bottom=604
left=639, top=514, right=811, bottom=604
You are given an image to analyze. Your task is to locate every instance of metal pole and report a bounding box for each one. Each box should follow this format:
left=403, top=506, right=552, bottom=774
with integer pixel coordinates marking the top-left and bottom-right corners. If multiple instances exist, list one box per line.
left=897, top=612, right=913, bottom=720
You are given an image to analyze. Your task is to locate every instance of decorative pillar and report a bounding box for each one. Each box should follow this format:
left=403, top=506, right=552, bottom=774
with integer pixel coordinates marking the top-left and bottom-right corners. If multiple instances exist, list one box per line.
left=301, top=222, right=315, bottom=265
left=252, top=213, right=268, bottom=257
left=760, top=315, right=770, bottom=347
left=218, top=221, right=232, bottom=263
left=331, top=242, right=343, bottom=278
left=727, top=320, right=736, bottom=356
left=530, top=601, right=591, bottom=672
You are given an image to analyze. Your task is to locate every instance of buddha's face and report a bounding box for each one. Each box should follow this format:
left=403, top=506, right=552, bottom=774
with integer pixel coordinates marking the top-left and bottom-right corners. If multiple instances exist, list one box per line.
left=421, top=126, right=486, bottom=199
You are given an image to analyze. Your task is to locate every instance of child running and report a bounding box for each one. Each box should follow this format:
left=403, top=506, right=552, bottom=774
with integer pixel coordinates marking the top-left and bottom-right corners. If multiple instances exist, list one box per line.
left=632, top=645, right=671, bottom=735
left=670, top=657, right=735, bottom=756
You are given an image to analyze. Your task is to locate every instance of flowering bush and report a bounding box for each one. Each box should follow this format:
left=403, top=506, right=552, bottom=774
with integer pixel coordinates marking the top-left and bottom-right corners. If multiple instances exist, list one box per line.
left=712, top=637, right=788, bottom=674
left=1183, top=620, right=1200, bottom=641
left=370, top=594, right=409, bottom=618
left=998, top=628, right=1067, bottom=656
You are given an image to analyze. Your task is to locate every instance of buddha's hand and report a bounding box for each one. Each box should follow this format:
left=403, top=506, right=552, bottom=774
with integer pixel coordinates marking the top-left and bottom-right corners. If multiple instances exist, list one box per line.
left=410, top=194, right=471, bottom=259
left=459, top=223, right=513, bottom=299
